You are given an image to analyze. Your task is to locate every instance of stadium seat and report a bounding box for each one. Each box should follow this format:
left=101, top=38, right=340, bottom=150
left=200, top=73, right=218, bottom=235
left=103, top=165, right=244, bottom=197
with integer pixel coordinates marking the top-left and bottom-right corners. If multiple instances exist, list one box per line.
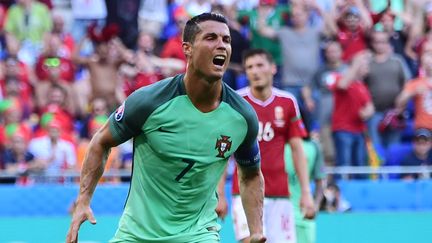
left=384, top=142, right=412, bottom=179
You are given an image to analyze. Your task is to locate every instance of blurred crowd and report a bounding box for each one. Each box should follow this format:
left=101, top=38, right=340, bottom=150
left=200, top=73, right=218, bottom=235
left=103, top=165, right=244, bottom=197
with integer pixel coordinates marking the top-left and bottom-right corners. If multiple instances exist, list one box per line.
left=0, top=0, right=431, bottom=184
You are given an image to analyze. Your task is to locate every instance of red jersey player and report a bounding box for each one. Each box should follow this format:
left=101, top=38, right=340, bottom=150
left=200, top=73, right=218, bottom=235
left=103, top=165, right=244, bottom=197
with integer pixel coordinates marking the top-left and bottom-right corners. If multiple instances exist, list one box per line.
left=217, top=49, right=315, bottom=243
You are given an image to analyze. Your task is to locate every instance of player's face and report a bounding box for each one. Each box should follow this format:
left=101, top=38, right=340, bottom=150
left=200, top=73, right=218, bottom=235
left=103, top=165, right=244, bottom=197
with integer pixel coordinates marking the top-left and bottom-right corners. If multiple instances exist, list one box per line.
left=186, top=21, right=231, bottom=82
left=244, top=54, right=276, bottom=90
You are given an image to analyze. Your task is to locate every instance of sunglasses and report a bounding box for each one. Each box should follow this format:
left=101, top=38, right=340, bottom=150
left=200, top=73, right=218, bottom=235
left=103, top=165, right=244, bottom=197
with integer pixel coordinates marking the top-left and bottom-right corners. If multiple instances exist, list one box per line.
left=44, top=57, right=60, bottom=68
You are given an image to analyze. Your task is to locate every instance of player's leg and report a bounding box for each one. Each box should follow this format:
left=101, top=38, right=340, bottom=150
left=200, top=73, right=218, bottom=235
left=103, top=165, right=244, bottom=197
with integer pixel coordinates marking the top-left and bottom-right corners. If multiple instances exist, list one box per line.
left=231, top=195, right=251, bottom=242
left=264, top=198, right=296, bottom=243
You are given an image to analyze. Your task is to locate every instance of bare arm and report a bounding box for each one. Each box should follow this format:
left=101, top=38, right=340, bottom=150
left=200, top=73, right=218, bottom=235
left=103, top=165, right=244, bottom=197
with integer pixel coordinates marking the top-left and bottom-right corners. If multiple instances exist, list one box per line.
left=66, top=122, right=120, bottom=243
left=395, top=88, right=415, bottom=111
left=256, top=6, right=278, bottom=39
left=338, top=51, right=370, bottom=89
left=354, top=0, right=373, bottom=30
left=72, top=37, right=90, bottom=66
left=238, top=165, right=265, bottom=240
left=289, top=137, right=315, bottom=219
left=359, top=101, right=375, bottom=121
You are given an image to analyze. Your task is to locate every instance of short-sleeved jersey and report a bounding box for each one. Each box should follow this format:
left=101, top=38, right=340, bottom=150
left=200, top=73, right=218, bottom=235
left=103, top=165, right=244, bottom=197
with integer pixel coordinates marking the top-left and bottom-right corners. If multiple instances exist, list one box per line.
left=328, top=76, right=372, bottom=133
left=108, top=74, right=260, bottom=242
left=285, top=140, right=326, bottom=227
left=232, top=87, right=306, bottom=197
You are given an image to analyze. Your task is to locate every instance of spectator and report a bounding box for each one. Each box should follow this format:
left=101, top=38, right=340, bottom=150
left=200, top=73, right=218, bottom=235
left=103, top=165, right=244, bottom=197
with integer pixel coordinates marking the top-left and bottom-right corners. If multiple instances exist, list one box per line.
left=307, top=40, right=348, bottom=163
left=400, top=128, right=432, bottom=180
left=28, top=119, right=76, bottom=180
left=73, top=23, right=128, bottom=111
left=79, top=97, right=109, bottom=139
left=319, top=183, right=351, bottom=213
left=365, top=30, right=409, bottom=149
left=380, top=9, right=414, bottom=75
left=330, top=52, right=375, bottom=179
left=257, top=1, right=330, bottom=103
left=328, top=0, right=373, bottom=62
left=1, top=128, right=37, bottom=185
left=50, top=14, right=74, bottom=59
left=34, top=34, right=77, bottom=116
left=396, top=48, right=432, bottom=131
left=34, top=84, right=76, bottom=142
left=4, top=0, right=52, bottom=65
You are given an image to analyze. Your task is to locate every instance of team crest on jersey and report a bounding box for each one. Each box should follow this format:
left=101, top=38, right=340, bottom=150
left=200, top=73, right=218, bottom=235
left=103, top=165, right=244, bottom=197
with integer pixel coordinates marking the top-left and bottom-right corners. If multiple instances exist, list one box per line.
left=114, top=102, right=125, bottom=121
left=274, top=106, right=285, bottom=127
left=215, top=135, right=232, bottom=158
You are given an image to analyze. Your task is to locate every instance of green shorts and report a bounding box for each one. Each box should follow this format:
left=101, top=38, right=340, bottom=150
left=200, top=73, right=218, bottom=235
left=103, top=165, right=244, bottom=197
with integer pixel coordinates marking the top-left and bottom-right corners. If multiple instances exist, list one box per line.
left=296, top=222, right=316, bottom=243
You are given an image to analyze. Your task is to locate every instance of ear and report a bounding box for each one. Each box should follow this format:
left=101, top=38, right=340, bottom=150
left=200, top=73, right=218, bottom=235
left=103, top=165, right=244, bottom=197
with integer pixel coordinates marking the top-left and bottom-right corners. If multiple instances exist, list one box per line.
left=182, top=42, right=192, bottom=58
left=271, top=63, right=277, bottom=75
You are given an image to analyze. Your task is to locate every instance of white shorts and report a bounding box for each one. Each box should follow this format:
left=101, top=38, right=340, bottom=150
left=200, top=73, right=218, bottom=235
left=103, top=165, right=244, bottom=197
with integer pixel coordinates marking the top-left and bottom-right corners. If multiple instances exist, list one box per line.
left=231, top=196, right=296, bottom=243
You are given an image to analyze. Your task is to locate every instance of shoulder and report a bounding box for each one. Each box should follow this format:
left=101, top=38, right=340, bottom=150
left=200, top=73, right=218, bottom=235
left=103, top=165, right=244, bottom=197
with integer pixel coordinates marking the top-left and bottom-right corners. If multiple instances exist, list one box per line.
left=125, top=75, right=183, bottom=113
left=272, top=88, right=300, bottom=107
left=224, top=84, right=257, bottom=124
left=236, top=86, right=249, bottom=97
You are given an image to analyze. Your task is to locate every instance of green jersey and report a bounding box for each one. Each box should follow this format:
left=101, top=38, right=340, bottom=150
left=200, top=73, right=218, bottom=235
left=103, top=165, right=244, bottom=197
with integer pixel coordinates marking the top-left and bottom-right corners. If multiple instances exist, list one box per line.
left=284, top=140, right=326, bottom=227
left=109, top=74, right=260, bottom=242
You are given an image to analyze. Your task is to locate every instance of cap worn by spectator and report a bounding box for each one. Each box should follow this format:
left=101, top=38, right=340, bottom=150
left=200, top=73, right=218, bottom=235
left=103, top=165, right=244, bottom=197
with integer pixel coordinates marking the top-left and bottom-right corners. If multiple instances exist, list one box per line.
left=415, top=128, right=432, bottom=140
left=345, top=6, right=360, bottom=17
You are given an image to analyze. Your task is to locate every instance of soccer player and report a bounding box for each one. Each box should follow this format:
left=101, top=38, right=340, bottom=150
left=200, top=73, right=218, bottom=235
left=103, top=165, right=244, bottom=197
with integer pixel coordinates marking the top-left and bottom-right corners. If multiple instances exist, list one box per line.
left=285, top=121, right=325, bottom=243
left=66, top=13, right=266, bottom=243
left=223, top=49, right=315, bottom=243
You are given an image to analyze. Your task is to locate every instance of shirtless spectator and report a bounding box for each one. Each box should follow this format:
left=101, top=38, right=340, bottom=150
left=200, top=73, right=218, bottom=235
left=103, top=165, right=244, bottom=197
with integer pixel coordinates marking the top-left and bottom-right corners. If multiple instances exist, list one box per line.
left=73, top=24, right=129, bottom=110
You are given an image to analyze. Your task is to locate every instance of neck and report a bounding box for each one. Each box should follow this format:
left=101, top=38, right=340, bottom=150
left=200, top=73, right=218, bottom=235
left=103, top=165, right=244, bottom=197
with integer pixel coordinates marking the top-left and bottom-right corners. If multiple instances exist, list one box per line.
left=328, top=60, right=341, bottom=69
left=183, top=71, right=222, bottom=113
left=251, top=86, right=272, bottom=101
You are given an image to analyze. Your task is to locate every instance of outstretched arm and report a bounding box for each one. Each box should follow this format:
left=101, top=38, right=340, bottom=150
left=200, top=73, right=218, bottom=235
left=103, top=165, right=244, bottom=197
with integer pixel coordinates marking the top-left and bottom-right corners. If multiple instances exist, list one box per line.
left=238, top=165, right=266, bottom=243
left=66, top=122, right=120, bottom=243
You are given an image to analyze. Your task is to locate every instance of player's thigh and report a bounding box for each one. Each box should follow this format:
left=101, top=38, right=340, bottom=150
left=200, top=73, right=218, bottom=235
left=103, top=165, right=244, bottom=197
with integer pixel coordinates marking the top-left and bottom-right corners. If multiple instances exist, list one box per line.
left=264, top=198, right=297, bottom=243
left=231, top=195, right=250, bottom=241
left=296, top=223, right=316, bottom=243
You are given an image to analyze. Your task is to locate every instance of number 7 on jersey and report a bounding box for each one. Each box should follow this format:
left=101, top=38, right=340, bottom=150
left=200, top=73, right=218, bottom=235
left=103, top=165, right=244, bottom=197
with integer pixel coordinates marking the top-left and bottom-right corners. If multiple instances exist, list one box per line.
left=175, top=159, right=196, bottom=182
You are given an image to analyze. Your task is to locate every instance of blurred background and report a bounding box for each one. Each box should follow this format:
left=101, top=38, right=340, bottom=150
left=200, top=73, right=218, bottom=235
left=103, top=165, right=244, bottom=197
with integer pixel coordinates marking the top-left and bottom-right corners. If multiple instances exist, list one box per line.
left=0, top=0, right=432, bottom=242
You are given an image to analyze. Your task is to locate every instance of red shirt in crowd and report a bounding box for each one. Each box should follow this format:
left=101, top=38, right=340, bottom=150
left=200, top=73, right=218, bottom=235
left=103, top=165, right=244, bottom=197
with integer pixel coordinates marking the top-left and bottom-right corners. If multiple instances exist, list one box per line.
left=35, top=56, right=75, bottom=83
left=329, top=76, right=372, bottom=133
left=232, top=87, right=307, bottom=197
left=337, top=24, right=367, bottom=62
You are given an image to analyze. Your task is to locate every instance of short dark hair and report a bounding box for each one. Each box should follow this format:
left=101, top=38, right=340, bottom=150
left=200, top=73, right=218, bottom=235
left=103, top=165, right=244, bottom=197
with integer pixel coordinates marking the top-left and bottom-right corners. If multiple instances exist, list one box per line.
left=242, top=48, right=275, bottom=65
left=183, top=12, right=228, bottom=43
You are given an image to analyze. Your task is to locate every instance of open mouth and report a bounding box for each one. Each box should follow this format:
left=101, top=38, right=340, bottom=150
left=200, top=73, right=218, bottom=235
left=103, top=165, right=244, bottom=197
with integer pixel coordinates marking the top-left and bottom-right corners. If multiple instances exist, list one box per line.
left=213, top=55, right=226, bottom=67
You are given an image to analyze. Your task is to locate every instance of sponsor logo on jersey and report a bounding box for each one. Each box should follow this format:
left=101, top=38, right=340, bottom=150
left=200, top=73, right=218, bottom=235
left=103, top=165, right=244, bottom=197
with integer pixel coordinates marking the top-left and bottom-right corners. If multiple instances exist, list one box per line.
left=215, top=135, right=232, bottom=158
left=115, top=102, right=125, bottom=121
